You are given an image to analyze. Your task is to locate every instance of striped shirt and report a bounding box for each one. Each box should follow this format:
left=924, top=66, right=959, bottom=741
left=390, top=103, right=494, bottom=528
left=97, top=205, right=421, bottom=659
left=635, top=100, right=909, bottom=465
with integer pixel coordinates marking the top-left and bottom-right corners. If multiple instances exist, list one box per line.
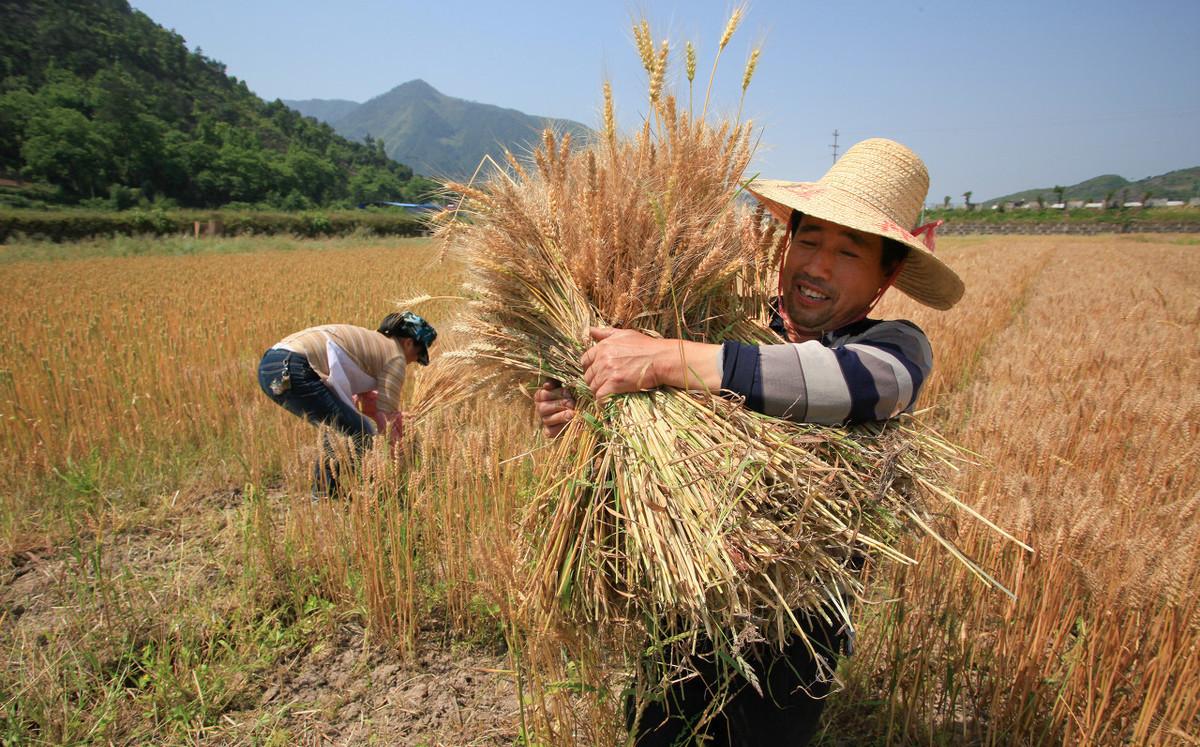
left=276, top=325, right=408, bottom=413
left=720, top=317, right=932, bottom=425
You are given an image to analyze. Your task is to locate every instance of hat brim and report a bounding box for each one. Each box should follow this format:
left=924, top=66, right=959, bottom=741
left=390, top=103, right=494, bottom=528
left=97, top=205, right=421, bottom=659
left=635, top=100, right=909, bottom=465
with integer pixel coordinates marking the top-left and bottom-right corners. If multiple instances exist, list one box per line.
left=748, top=179, right=964, bottom=310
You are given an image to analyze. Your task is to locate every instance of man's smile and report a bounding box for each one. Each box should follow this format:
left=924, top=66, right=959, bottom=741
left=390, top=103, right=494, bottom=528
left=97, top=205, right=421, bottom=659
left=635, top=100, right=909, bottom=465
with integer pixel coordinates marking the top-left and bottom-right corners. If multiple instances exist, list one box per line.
left=792, top=277, right=834, bottom=306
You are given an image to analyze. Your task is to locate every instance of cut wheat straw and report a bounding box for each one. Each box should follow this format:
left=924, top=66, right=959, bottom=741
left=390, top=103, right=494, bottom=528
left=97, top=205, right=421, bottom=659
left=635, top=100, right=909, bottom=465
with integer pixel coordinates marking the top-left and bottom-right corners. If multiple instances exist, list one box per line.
left=430, top=16, right=1013, bottom=685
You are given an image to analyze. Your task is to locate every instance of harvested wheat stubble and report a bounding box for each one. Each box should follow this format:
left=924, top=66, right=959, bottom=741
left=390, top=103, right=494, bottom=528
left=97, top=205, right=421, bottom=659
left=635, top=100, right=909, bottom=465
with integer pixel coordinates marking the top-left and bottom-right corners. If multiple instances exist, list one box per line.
left=425, top=18, right=1017, bottom=686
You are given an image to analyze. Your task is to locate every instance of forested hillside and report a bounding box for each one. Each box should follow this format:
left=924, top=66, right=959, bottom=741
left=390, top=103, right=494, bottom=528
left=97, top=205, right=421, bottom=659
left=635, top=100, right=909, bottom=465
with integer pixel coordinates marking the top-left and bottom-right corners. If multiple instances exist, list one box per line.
left=982, top=166, right=1200, bottom=206
left=0, top=0, right=436, bottom=208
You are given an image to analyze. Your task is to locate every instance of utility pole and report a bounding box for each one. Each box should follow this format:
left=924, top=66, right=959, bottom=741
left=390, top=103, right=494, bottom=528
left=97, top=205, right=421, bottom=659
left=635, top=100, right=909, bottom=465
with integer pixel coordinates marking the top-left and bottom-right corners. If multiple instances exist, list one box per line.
left=830, top=129, right=839, bottom=163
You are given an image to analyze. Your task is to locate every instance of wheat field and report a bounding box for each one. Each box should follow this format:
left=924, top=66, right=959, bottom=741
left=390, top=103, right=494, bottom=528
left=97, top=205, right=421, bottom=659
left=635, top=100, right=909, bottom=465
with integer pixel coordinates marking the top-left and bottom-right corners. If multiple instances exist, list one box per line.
left=0, top=233, right=1196, bottom=745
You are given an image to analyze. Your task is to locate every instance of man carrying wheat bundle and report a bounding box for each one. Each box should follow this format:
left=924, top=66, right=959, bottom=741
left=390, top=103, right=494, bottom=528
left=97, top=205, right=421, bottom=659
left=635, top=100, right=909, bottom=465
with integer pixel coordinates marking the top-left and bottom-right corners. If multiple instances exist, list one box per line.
left=534, top=138, right=964, bottom=744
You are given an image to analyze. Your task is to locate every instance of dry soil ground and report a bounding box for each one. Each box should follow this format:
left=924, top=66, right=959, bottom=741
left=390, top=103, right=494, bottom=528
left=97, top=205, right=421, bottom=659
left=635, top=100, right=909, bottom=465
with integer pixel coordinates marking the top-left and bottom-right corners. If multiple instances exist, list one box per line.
left=2, top=487, right=521, bottom=746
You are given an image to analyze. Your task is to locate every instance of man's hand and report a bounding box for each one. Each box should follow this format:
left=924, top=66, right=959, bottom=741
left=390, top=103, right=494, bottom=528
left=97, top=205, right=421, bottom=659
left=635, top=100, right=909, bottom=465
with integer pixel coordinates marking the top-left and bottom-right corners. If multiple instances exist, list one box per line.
left=580, top=327, right=669, bottom=400
left=536, top=328, right=723, bottom=436
left=534, top=381, right=576, bottom=439
left=580, top=327, right=723, bottom=400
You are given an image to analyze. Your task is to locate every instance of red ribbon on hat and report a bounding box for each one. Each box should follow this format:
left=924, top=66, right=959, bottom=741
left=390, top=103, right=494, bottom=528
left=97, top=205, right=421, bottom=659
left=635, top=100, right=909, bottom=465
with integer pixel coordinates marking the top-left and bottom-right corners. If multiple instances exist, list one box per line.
left=911, top=219, right=943, bottom=253
left=850, top=219, right=943, bottom=322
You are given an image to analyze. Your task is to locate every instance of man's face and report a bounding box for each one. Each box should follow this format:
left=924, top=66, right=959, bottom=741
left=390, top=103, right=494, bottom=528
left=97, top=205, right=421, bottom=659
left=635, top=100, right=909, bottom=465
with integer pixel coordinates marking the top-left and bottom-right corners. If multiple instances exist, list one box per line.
left=781, top=214, right=888, bottom=336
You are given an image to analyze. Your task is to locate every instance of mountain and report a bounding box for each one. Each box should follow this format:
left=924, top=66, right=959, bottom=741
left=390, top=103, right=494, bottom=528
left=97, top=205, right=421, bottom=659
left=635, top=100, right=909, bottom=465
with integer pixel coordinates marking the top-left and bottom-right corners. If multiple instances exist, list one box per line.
left=983, top=167, right=1200, bottom=206
left=0, top=0, right=431, bottom=208
left=288, top=79, right=594, bottom=181
left=1137, top=167, right=1200, bottom=200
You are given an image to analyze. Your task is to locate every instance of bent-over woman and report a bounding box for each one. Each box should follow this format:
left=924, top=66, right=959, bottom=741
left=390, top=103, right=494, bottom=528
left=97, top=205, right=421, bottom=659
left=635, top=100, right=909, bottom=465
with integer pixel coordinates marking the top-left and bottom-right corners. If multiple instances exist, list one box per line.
left=257, top=311, right=437, bottom=497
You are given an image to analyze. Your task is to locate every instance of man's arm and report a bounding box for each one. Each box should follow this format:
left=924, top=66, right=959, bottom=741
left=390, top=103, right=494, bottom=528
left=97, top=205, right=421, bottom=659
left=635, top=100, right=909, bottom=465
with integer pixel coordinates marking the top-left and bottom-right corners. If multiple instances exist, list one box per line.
left=535, top=327, right=721, bottom=437
left=535, top=321, right=930, bottom=434
left=580, top=327, right=722, bottom=399
left=721, top=320, right=933, bottom=424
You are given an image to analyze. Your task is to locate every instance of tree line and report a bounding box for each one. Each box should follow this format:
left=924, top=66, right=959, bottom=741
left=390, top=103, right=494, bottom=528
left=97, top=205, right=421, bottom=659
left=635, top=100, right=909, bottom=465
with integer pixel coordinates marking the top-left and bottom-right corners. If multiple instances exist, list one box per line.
left=0, top=0, right=439, bottom=209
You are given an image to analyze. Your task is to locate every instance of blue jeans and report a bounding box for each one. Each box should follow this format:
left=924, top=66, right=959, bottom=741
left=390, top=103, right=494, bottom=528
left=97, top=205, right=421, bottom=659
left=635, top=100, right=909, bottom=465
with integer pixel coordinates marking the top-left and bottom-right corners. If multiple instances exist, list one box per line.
left=257, top=348, right=375, bottom=497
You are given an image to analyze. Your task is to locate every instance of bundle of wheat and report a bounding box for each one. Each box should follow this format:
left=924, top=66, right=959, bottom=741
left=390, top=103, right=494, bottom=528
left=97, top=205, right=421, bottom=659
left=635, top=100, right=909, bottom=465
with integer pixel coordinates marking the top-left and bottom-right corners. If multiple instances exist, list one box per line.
left=428, top=15, right=1015, bottom=684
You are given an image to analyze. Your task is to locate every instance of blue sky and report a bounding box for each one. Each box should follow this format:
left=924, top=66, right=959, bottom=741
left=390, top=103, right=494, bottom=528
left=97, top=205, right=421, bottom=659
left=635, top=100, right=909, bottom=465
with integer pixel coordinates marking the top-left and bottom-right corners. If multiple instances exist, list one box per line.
left=129, top=0, right=1200, bottom=204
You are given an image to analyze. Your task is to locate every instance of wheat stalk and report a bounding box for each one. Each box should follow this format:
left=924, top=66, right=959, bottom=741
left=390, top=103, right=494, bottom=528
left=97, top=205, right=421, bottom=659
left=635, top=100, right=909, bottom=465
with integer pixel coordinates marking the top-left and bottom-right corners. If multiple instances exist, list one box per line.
left=702, top=5, right=745, bottom=120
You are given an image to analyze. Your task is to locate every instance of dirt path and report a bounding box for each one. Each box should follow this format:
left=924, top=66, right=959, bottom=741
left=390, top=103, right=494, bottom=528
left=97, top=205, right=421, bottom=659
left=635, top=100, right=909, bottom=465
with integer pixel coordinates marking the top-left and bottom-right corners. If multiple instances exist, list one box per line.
left=215, top=623, right=519, bottom=746
left=1, top=488, right=520, bottom=746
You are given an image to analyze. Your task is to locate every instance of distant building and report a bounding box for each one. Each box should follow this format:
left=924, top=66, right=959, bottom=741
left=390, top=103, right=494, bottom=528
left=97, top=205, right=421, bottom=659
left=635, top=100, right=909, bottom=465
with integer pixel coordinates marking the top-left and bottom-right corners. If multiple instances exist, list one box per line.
left=1123, top=201, right=1143, bottom=208
left=1083, top=202, right=1105, bottom=209
left=358, top=201, right=443, bottom=212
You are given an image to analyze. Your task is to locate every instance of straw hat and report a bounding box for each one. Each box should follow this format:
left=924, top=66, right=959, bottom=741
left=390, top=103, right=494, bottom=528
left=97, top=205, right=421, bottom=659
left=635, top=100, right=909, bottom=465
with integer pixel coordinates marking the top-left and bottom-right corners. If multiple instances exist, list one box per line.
left=748, top=138, right=964, bottom=310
